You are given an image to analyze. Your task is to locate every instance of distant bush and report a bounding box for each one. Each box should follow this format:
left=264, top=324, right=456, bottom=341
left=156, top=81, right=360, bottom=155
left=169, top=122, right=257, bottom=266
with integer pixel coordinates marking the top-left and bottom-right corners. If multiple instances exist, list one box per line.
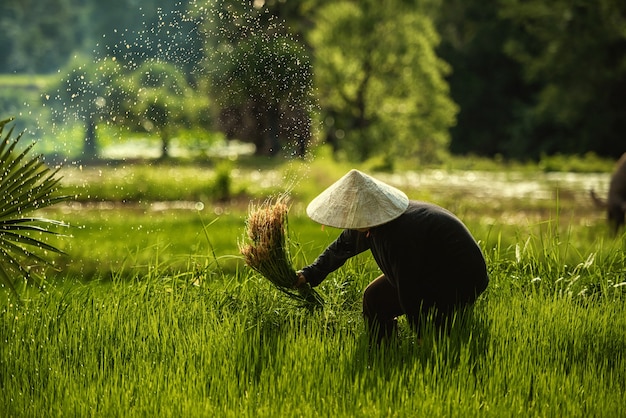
left=212, top=160, right=233, bottom=202
left=539, top=152, right=615, bottom=173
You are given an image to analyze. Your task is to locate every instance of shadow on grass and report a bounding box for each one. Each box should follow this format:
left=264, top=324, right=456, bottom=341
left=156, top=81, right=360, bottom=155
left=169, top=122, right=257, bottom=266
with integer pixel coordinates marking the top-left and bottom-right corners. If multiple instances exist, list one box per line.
left=345, top=306, right=491, bottom=383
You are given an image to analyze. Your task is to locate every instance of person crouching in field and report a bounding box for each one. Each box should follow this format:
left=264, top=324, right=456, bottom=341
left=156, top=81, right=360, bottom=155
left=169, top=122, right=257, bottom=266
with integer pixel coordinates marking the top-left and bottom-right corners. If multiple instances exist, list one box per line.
left=295, top=169, right=489, bottom=345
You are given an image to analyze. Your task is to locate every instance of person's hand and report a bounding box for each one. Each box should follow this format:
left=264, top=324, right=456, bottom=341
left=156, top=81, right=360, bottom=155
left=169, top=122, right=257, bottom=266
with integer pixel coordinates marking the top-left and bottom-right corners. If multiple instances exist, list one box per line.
left=294, top=271, right=307, bottom=288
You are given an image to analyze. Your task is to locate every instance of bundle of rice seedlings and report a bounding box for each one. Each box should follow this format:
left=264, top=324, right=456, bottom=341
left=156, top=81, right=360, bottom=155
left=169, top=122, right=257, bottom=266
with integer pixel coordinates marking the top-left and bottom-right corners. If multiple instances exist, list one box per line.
left=239, top=196, right=323, bottom=308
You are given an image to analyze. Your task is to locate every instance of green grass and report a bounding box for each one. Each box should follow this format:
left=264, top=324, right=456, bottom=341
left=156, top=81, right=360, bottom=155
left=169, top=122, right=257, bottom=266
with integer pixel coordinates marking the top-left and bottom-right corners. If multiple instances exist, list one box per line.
left=40, top=204, right=342, bottom=280
left=1, top=247, right=625, bottom=416
left=2, top=160, right=625, bottom=416
left=0, top=74, right=56, bottom=88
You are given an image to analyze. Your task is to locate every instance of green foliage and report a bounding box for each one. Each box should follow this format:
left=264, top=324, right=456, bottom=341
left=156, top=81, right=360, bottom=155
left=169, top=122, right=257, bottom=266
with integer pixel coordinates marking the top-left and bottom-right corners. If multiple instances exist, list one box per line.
left=437, top=0, right=626, bottom=159
left=0, top=119, right=70, bottom=297
left=498, top=0, right=626, bottom=157
left=485, top=219, right=626, bottom=300
left=45, top=55, right=213, bottom=160
left=0, top=75, right=55, bottom=138
left=45, top=55, right=126, bottom=159
left=200, top=1, right=314, bottom=156
left=46, top=207, right=245, bottom=280
left=436, top=0, right=530, bottom=157
left=49, top=55, right=125, bottom=121
left=120, top=61, right=212, bottom=158
left=0, top=0, right=81, bottom=73
left=211, top=159, right=233, bottom=201
left=3, top=0, right=626, bottom=161
left=309, top=0, right=457, bottom=164
left=59, top=162, right=252, bottom=203
left=538, top=152, right=615, bottom=173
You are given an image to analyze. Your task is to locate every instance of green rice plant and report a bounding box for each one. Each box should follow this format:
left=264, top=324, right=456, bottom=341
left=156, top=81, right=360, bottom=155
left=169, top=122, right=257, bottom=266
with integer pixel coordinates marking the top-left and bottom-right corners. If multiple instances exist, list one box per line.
left=1, top=262, right=625, bottom=417
left=4, top=148, right=626, bottom=416
left=487, top=217, right=626, bottom=302
left=239, top=196, right=323, bottom=308
left=0, top=118, right=71, bottom=298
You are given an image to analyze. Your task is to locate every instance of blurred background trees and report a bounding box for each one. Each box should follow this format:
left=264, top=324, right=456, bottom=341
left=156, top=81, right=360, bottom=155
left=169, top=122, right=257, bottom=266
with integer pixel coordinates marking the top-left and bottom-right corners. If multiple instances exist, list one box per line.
left=200, top=1, right=313, bottom=157
left=119, top=61, right=212, bottom=159
left=435, top=0, right=626, bottom=160
left=46, top=55, right=124, bottom=161
left=0, top=0, right=624, bottom=162
left=309, top=0, right=457, bottom=165
left=498, top=0, right=626, bottom=158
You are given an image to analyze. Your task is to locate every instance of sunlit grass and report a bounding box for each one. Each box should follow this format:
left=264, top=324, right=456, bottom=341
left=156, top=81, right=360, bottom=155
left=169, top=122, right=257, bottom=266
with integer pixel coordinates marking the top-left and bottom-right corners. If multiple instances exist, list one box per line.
left=1, top=235, right=625, bottom=417
left=2, top=160, right=625, bottom=416
left=38, top=199, right=617, bottom=289
left=37, top=204, right=341, bottom=281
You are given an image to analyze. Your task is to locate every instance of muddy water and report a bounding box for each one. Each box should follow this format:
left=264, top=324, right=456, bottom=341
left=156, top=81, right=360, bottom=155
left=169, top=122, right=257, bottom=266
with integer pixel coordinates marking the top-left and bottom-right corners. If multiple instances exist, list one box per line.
left=237, top=168, right=611, bottom=225
left=59, top=166, right=612, bottom=226
left=379, top=170, right=608, bottom=203
left=373, top=170, right=610, bottom=226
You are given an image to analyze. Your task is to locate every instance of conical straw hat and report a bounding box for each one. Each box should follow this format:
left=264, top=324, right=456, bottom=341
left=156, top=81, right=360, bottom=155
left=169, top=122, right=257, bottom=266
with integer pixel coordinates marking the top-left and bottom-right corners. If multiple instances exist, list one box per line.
left=306, top=169, right=409, bottom=229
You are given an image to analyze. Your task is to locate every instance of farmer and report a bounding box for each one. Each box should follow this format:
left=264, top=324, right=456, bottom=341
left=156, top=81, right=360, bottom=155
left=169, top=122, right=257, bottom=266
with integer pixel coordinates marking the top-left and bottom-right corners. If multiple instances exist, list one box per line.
left=296, top=169, right=488, bottom=344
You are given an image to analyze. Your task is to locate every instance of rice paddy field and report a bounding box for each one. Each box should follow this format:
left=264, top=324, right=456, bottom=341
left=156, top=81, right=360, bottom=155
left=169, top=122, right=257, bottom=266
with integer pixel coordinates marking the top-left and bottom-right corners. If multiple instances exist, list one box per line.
left=1, top=156, right=625, bottom=417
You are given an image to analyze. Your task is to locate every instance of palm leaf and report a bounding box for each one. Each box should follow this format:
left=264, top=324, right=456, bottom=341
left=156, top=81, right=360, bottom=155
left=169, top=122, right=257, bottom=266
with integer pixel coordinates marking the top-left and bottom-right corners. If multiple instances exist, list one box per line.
left=0, top=260, right=19, bottom=296
left=0, top=246, right=48, bottom=290
left=0, top=227, right=68, bottom=254
left=0, top=118, right=72, bottom=299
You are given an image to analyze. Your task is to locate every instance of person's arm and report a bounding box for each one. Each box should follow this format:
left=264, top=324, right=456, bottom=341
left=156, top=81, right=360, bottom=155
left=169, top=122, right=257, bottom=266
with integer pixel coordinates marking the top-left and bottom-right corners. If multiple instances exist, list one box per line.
left=299, top=229, right=370, bottom=287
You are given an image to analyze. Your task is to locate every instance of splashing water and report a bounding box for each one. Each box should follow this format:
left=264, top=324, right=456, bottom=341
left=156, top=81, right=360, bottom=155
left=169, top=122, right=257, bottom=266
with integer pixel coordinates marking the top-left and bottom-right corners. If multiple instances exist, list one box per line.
left=35, top=1, right=318, bottom=198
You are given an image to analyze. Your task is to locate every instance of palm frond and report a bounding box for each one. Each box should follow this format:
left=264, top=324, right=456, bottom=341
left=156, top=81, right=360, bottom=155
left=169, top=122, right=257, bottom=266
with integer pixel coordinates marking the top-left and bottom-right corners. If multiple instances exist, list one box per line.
left=0, top=228, right=68, bottom=254
left=0, top=118, right=72, bottom=299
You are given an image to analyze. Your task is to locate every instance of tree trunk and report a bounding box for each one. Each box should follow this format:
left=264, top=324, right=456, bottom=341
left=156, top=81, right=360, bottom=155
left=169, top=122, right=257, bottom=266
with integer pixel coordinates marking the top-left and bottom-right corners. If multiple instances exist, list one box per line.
left=83, top=115, right=98, bottom=161
left=160, top=129, right=171, bottom=160
left=267, top=104, right=280, bottom=156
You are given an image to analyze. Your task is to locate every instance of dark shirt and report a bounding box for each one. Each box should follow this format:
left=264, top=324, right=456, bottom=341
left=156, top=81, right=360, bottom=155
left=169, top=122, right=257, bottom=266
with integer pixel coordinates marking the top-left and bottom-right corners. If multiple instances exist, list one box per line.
left=301, top=201, right=488, bottom=303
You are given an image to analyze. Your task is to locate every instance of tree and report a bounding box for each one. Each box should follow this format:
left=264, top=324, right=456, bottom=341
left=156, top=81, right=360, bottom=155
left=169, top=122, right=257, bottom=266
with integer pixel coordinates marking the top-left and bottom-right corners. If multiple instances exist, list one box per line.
left=119, top=61, right=212, bottom=159
left=435, top=0, right=533, bottom=157
left=197, top=0, right=314, bottom=157
left=47, top=56, right=212, bottom=160
left=309, top=0, right=457, bottom=164
left=0, top=0, right=82, bottom=73
left=94, top=1, right=205, bottom=79
left=44, top=55, right=127, bottom=161
left=499, top=0, right=626, bottom=158
left=45, top=55, right=126, bottom=161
